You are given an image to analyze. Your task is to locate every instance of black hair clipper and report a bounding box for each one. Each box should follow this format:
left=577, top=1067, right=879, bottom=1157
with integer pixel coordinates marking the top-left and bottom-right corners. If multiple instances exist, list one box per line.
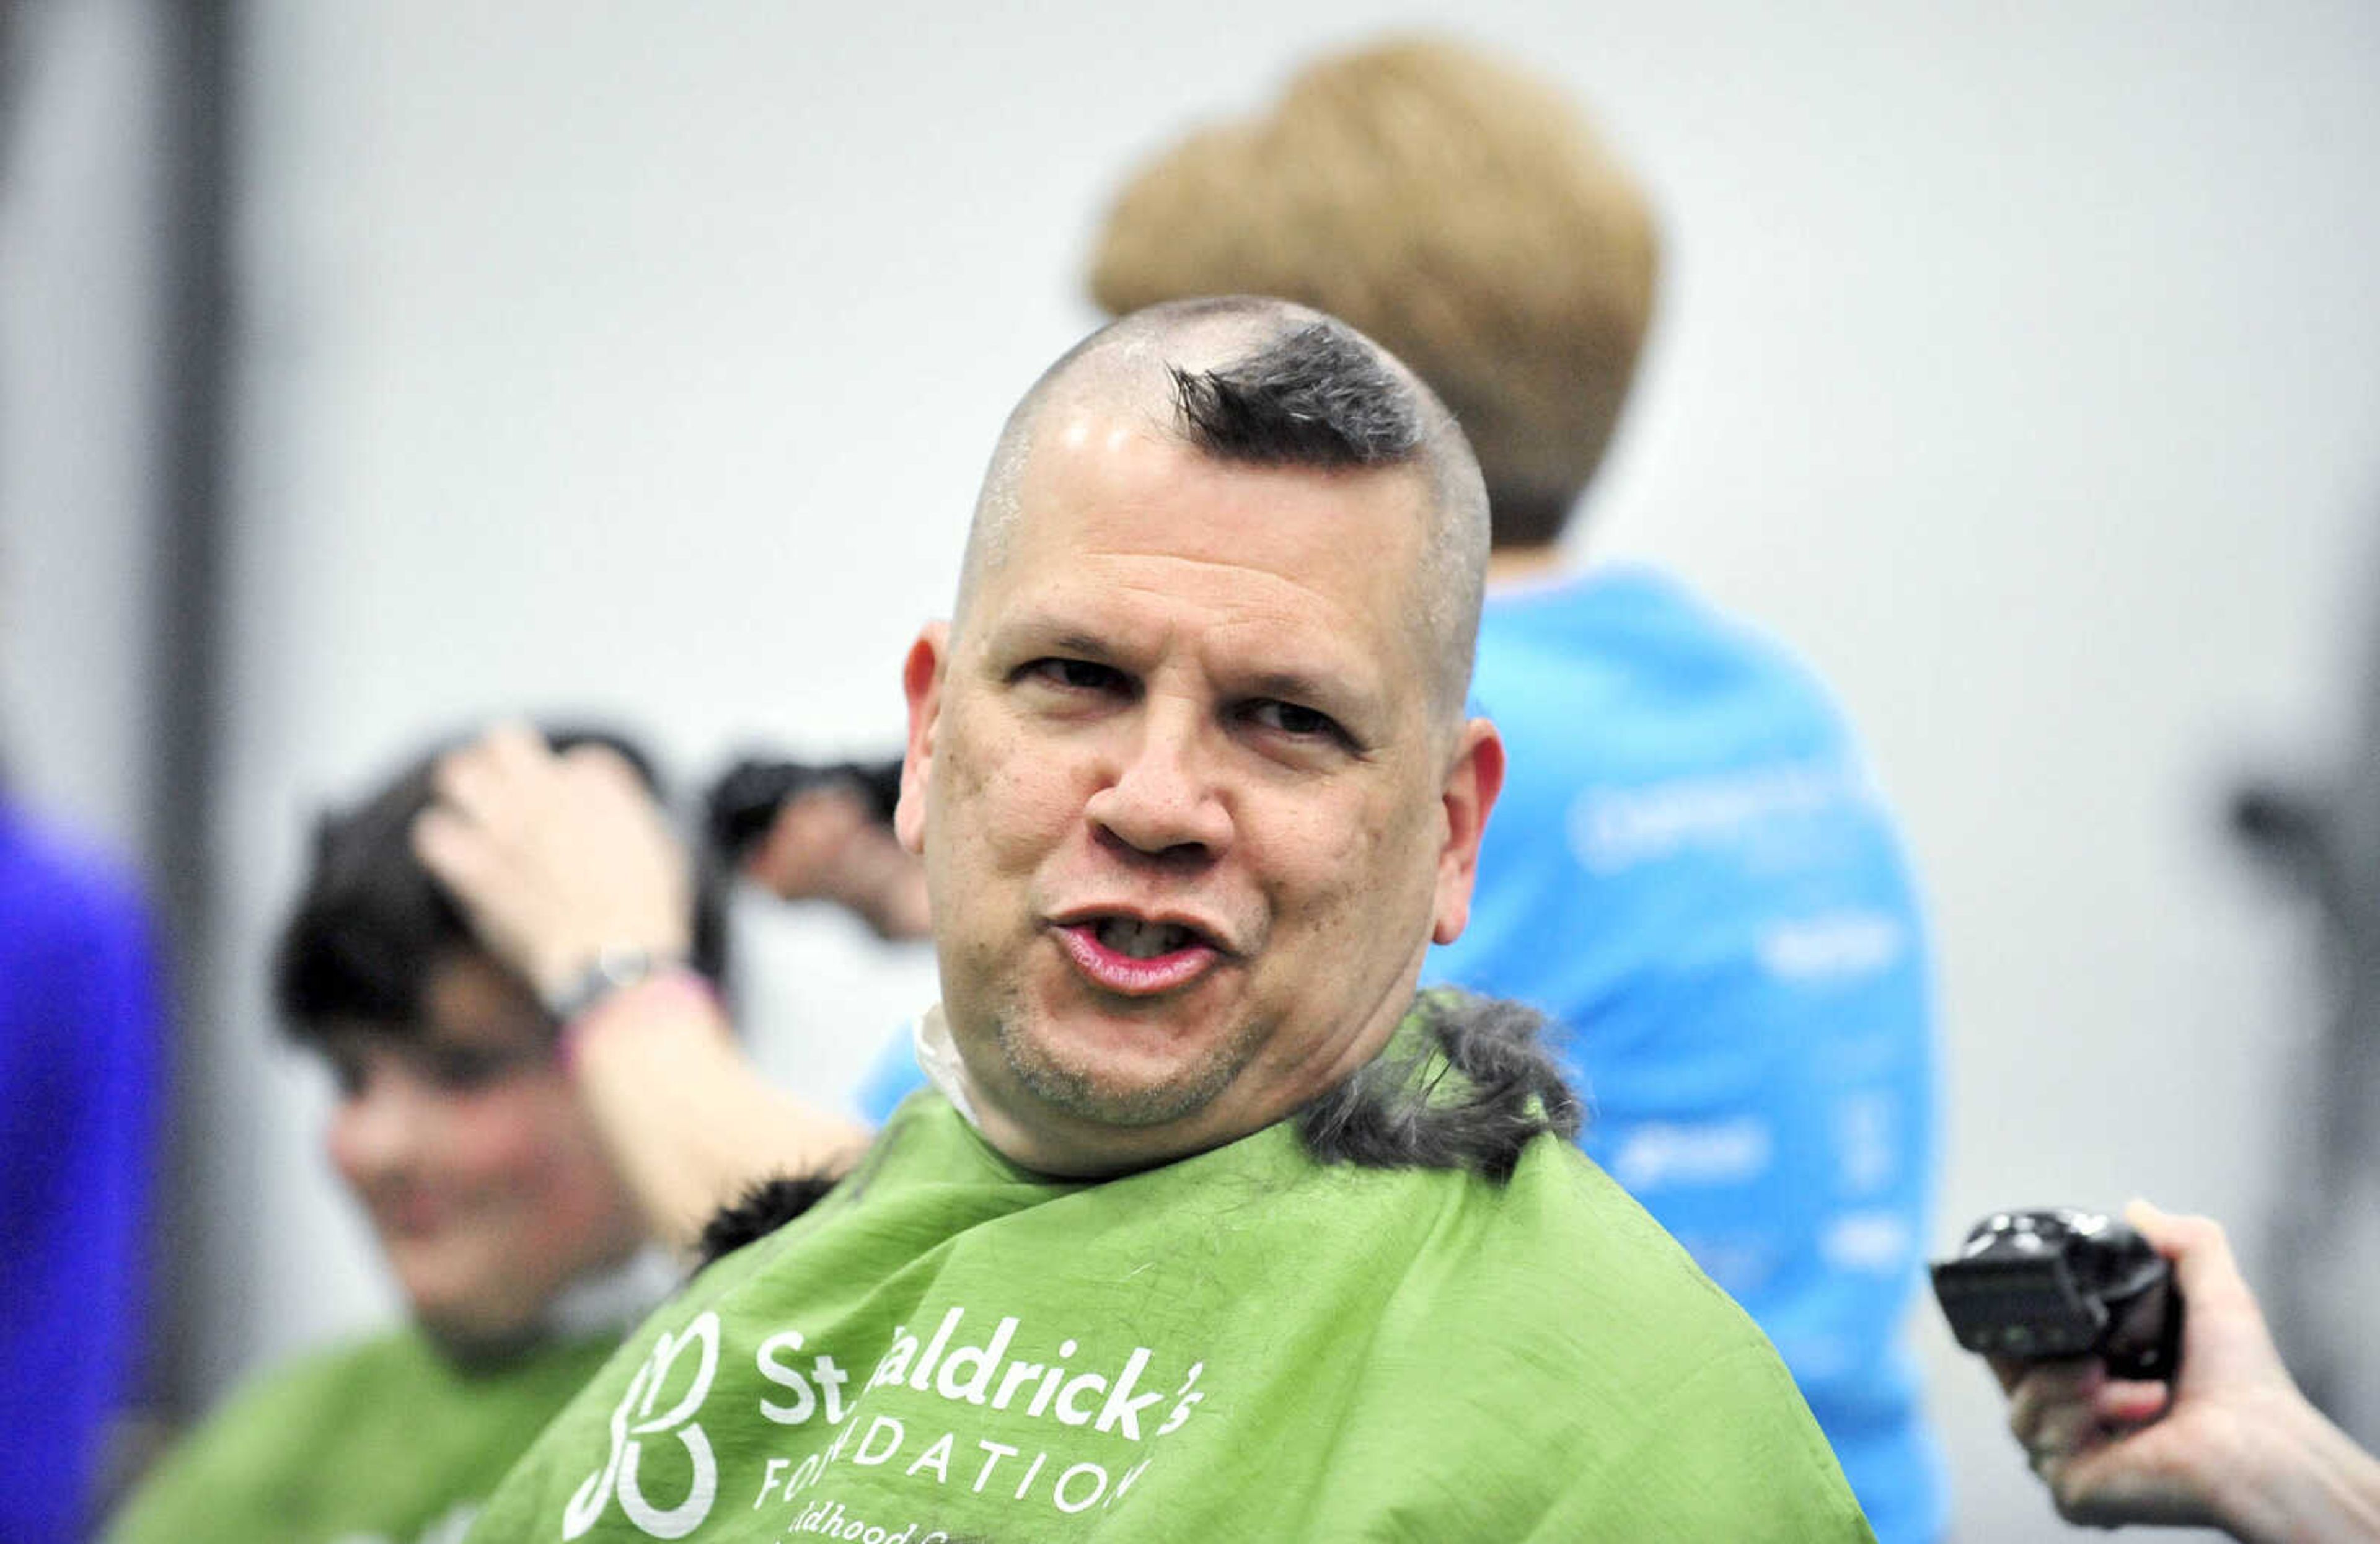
left=1930, top=1208, right=2184, bottom=1380
left=702, top=756, right=906, bottom=863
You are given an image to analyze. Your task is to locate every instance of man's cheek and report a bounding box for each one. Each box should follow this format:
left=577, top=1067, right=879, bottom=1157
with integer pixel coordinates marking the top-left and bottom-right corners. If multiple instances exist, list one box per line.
left=935, top=716, right=1016, bottom=820
left=967, top=756, right=1085, bottom=861
left=1269, top=796, right=1390, bottom=889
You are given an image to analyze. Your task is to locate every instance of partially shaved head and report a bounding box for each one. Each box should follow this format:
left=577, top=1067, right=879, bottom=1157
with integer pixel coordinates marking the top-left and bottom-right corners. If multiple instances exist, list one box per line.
left=901, top=296, right=1507, bottom=1178
left=957, top=298, right=1490, bottom=723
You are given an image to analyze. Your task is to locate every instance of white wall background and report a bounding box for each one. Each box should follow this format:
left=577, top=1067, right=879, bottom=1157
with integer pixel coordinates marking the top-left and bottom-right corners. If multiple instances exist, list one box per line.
left=0, top=0, right=165, bottom=852
left=70, top=2, right=2379, bottom=1540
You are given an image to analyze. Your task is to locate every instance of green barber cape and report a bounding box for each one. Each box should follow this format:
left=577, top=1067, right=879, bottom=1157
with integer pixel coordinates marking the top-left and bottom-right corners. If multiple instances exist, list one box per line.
left=467, top=1077, right=1872, bottom=1540
left=105, top=1324, right=623, bottom=1544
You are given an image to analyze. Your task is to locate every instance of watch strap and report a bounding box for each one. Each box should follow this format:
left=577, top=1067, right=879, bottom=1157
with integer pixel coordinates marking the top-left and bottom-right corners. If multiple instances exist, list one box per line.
left=542, top=945, right=686, bottom=1026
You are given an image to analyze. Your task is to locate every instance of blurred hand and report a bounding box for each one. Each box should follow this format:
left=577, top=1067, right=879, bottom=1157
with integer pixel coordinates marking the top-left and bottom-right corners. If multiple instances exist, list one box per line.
left=1992, top=1201, right=2346, bottom=1539
left=745, top=784, right=930, bottom=941
left=411, top=723, right=694, bottom=1007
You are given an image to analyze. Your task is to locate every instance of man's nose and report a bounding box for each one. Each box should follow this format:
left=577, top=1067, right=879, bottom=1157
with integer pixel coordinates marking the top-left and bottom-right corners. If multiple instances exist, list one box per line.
left=1083, top=707, right=1233, bottom=863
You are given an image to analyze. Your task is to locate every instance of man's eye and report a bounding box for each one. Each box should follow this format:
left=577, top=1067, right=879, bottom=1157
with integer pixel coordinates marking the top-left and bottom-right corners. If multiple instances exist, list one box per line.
left=1025, top=658, right=1127, bottom=693
left=423, top=1046, right=522, bottom=1093
left=1248, top=700, right=1343, bottom=741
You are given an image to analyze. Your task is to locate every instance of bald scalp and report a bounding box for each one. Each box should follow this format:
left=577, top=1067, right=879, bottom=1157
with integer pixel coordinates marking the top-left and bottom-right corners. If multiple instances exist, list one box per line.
left=955, top=298, right=1490, bottom=726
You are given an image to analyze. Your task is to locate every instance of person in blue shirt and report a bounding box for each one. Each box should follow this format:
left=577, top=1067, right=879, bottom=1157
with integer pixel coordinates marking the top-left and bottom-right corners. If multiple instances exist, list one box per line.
left=0, top=787, right=166, bottom=1543
left=1082, top=35, right=1946, bottom=1542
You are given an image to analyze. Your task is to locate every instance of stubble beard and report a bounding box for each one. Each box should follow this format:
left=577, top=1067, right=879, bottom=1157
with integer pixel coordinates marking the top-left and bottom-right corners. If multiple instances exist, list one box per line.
left=992, top=1000, right=1271, bottom=1131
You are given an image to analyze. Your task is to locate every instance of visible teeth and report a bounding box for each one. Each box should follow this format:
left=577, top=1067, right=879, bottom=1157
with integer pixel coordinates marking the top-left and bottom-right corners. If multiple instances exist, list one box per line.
left=1095, top=919, right=1193, bottom=959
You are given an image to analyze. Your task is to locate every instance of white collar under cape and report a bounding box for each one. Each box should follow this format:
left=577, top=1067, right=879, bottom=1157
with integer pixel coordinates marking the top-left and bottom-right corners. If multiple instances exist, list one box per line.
left=910, top=1002, right=982, bottom=1131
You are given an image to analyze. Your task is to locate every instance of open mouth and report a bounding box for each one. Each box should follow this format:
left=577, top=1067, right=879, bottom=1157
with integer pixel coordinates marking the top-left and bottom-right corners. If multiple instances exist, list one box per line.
left=1053, top=912, right=1228, bottom=995
left=1093, top=917, right=1203, bottom=959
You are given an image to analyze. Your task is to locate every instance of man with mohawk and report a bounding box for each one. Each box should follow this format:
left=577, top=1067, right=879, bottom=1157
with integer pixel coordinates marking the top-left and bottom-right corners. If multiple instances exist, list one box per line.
left=440, top=299, right=1870, bottom=1540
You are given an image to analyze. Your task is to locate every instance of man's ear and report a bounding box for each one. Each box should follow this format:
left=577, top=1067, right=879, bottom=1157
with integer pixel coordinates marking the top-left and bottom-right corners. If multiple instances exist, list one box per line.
left=894, top=623, right=950, bottom=856
left=1430, top=718, right=1505, bottom=946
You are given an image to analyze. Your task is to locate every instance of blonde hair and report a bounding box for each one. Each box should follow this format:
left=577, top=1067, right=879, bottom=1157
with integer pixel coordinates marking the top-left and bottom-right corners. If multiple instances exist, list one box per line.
left=1088, top=37, right=1657, bottom=546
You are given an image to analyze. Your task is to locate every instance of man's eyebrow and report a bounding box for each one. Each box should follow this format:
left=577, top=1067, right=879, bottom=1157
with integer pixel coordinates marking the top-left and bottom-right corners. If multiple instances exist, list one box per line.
left=1241, top=666, right=1389, bottom=741
left=985, top=609, right=1125, bottom=660
left=1041, top=630, right=1117, bottom=661
left=991, top=612, right=1380, bottom=719
left=1244, top=669, right=1347, bottom=707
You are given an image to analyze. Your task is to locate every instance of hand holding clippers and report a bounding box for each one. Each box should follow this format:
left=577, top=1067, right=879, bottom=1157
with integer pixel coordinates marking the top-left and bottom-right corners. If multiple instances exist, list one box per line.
left=1931, top=1207, right=2184, bottom=1380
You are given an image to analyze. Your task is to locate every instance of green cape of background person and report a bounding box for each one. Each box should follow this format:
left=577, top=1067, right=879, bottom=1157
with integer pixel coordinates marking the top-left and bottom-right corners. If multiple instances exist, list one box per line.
left=103, top=1328, right=620, bottom=1544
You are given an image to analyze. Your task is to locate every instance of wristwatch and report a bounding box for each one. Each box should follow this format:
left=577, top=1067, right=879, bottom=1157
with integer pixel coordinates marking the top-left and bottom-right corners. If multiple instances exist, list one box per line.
left=542, top=945, right=685, bottom=1026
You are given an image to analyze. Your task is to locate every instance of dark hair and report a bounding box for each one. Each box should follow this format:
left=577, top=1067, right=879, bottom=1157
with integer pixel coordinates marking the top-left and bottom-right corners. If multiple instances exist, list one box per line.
left=696, top=1173, right=840, bottom=1268
left=1297, top=988, right=1582, bottom=1184
left=274, top=724, right=730, bottom=1040
left=1170, top=320, right=1424, bottom=470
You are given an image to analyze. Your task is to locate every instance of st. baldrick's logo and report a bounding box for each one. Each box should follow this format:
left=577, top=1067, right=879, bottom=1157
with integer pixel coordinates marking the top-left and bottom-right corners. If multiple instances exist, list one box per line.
left=565, top=1312, right=722, bottom=1540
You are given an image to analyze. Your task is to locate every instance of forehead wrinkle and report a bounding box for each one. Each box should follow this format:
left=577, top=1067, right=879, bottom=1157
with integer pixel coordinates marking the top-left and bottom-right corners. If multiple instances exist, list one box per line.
left=1101, top=549, right=1369, bottom=607
left=1100, top=557, right=1371, bottom=657
left=1062, top=465, right=1442, bottom=677
left=1104, top=552, right=1424, bottom=718
left=978, top=415, right=1447, bottom=707
left=990, top=571, right=1336, bottom=668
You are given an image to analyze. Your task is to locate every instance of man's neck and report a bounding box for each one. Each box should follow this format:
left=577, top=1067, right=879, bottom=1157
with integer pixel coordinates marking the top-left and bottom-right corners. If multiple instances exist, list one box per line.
left=1486, top=544, right=1569, bottom=586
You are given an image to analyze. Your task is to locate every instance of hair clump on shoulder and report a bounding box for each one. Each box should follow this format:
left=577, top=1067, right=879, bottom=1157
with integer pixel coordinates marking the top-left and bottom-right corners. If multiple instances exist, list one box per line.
left=1297, top=989, right=1584, bottom=1184
left=696, top=1173, right=840, bottom=1268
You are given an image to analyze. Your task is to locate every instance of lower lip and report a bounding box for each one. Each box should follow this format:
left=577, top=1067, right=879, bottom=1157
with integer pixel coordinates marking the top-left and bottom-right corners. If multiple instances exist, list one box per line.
left=1054, top=924, right=1221, bottom=996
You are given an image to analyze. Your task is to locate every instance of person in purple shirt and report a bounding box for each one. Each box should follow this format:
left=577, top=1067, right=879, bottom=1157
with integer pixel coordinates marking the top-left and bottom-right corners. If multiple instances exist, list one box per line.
left=0, top=788, right=166, bottom=1543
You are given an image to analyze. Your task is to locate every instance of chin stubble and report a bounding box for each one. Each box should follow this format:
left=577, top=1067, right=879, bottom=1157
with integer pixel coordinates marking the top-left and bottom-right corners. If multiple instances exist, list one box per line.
left=992, top=1006, right=1263, bottom=1130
